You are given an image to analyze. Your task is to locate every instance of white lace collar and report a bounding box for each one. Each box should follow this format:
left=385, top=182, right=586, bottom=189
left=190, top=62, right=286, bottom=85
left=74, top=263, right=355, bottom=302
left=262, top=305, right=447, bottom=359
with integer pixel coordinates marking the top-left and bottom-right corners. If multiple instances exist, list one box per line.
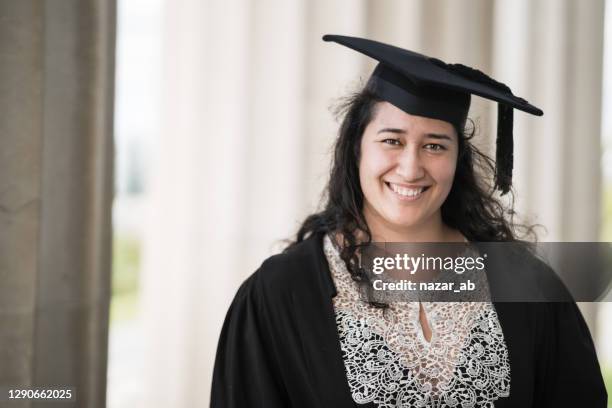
left=324, top=234, right=511, bottom=407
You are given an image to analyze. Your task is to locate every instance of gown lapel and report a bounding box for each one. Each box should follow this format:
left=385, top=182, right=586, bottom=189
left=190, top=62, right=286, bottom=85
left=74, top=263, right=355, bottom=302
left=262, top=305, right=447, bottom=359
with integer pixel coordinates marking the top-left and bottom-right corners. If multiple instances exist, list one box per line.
left=485, top=243, right=536, bottom=407
left=292, top=232, right=356, bottom=407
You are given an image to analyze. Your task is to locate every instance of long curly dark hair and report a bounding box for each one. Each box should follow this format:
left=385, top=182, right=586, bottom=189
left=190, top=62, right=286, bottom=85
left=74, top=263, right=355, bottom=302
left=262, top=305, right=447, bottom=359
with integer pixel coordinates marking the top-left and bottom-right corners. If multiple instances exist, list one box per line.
left=286, top=84, right=536, bottom=289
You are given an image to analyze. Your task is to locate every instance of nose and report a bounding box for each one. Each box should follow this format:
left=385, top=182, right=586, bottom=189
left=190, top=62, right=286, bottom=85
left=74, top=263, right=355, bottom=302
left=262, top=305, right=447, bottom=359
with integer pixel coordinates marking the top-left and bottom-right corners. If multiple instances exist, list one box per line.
left=395, top=145, right=425, bottom=180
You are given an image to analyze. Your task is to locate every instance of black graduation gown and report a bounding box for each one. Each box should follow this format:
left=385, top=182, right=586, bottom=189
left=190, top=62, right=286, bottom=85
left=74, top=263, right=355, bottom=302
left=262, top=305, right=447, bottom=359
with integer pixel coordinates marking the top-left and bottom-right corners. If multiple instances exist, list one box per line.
left=210, top=232, right=608, bottom=407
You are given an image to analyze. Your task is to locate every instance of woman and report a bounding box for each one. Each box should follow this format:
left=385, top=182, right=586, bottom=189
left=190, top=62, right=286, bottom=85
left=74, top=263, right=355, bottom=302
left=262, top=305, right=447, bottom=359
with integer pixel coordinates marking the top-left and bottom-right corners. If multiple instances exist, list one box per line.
left=210, top=35, right=607, bottom=407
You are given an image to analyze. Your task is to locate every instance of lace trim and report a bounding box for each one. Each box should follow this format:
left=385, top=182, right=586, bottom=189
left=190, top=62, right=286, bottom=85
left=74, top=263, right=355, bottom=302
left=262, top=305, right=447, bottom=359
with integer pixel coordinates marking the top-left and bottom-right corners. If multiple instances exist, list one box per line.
left=324, top=234, right=510, bottom=407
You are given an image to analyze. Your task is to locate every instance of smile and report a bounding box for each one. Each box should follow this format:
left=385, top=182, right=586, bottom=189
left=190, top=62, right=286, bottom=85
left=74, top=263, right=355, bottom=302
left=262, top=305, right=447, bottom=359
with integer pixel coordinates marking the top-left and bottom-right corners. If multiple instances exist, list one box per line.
left=385, top=182, right=430, bottom=201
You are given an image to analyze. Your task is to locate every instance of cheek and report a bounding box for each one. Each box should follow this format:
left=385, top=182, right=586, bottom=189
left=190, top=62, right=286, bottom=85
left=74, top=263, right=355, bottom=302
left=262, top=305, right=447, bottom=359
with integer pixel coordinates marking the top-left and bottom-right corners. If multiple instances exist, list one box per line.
left=359, top=145, right=394, bottom=181
left=433, top=156, right=458, bottom=190
left=359, top=146, right=393, bottom=203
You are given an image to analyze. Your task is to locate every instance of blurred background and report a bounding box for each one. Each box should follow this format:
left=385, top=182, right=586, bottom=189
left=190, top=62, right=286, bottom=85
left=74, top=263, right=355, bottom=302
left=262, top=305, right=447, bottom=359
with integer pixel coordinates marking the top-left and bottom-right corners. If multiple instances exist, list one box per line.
left=1, top=0, right=611, bottom=407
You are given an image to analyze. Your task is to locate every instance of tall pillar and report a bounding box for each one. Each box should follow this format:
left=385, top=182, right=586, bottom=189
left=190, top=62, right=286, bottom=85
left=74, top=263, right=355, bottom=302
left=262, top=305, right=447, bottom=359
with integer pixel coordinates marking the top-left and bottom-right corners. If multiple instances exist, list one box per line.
left=494, top=0, right=605, bottom=242
left=302, top=0, right=367, bottom=215
left=0, top=1, right=116, bottom=407
left=493, top=0, right=605, bottom=335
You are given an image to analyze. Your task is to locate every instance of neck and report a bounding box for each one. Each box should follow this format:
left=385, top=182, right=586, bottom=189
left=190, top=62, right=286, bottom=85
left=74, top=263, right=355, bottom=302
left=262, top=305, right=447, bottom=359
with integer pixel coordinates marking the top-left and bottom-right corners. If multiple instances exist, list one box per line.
left=364, top=209, right=459, bottom=243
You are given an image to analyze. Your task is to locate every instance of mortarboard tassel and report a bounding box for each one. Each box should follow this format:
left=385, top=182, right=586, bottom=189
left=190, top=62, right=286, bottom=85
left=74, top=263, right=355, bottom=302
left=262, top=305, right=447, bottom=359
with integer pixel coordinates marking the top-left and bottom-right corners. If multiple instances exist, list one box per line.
left=495, top=104, right=514, bottom=195
left=441, top=63, right=516, bottom=194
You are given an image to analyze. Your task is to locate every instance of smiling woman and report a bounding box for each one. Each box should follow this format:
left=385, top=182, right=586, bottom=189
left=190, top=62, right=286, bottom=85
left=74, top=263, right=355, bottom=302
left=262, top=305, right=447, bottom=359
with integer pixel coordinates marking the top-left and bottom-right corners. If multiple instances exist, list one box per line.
left=210, top=35, right=608, bottom=408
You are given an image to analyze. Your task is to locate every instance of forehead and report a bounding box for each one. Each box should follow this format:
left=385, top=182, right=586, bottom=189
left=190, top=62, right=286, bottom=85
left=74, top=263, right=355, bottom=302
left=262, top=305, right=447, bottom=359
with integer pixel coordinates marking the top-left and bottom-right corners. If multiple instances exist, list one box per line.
left=370, top=101, right=457, bottom=136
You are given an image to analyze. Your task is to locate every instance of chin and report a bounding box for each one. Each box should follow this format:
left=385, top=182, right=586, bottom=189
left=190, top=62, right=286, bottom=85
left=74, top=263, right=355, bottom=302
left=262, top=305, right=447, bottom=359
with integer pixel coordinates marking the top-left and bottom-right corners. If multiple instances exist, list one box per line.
left=384, top=212, right=424, bottom=230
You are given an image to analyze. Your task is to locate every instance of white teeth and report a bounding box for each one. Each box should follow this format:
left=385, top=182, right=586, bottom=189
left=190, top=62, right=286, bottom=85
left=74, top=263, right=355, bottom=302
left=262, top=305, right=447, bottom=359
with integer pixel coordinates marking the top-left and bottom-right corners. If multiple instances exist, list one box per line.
left=389, top=183, right=425, bottom=197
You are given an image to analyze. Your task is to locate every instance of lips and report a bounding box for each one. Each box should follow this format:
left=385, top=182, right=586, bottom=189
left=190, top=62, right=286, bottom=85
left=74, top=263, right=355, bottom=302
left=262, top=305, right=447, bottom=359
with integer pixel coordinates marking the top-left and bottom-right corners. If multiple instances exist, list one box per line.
left=385, top=182, right=430, bottom=200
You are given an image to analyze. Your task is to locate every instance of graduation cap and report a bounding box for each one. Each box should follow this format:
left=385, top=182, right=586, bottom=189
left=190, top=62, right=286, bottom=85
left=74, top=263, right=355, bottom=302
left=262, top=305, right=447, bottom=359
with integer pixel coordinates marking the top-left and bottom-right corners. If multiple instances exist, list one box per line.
left=323, top=34, right=543, bottom=195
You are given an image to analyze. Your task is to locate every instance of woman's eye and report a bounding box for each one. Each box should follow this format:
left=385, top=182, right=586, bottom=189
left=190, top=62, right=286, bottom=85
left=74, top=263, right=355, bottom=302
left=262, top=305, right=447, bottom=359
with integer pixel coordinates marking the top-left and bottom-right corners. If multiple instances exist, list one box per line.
left=424, top=143, right=446, bottom=151
left=382, top=138, right=401, bottom=146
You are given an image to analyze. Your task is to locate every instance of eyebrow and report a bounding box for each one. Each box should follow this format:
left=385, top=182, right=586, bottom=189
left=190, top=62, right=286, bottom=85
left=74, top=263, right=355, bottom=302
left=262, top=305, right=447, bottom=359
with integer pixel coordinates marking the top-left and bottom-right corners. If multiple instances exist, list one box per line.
left=377, top=127, right=453, bottom=141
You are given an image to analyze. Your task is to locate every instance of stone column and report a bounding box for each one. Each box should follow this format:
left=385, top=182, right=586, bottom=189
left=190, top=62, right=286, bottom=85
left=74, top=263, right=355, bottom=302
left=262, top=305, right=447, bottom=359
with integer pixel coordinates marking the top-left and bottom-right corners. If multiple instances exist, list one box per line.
left=0, top=1, right=116, bottom=407
left=493, top=0, right=605, bottom=334
left=494, top=0, right=605, bottom=241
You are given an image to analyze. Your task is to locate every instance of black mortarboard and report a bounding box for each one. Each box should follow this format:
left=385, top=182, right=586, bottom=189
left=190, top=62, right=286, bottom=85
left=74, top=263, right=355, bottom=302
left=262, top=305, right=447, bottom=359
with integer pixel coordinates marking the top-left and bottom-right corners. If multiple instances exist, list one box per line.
left=323, top=34, right=543, bottom=195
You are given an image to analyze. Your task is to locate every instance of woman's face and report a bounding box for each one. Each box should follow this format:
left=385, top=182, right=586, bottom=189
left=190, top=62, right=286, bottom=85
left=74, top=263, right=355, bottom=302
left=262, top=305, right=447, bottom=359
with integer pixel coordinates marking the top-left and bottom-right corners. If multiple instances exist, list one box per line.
left=359, top=101, right=459, bottom=235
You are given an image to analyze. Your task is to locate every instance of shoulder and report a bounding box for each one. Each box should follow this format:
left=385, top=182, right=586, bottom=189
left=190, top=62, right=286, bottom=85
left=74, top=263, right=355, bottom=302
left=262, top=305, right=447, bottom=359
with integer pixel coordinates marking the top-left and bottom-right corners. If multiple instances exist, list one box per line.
left=513, top=244, right=573, bottom=301
left=240, top=232, right=329, bottom=305
left=483, top=242, right=573, bottom=302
